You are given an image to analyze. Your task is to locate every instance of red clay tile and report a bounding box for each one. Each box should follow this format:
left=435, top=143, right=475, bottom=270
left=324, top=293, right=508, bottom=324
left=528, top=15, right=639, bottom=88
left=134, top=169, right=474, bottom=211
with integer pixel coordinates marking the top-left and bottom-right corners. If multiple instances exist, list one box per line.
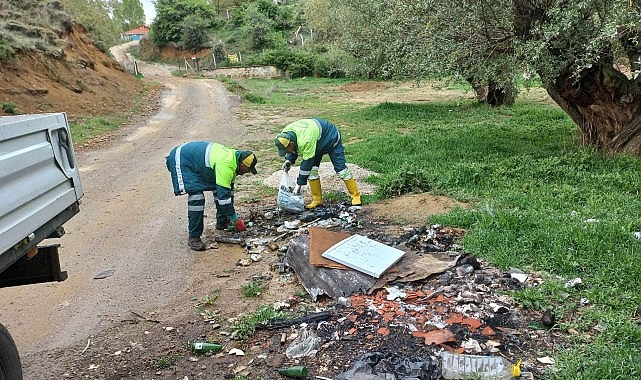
left=461, top=317, right=482, bottom=329
left=377, top=327, right=390, bottom=335
left=482, top=326, right=496, bottom=337
left=423, top=329, right=456, bottom=346
left=445, top=314, right=464, bottom=325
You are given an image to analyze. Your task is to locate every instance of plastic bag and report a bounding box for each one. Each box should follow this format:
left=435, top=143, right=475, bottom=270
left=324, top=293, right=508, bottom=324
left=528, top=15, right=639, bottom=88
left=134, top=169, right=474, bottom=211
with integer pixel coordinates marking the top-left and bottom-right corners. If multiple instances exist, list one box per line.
left=285, top=325, right=321, bottom=358
left=335, top=352, right=441, bottom=380
left=278, top=171, right=304, bottom=213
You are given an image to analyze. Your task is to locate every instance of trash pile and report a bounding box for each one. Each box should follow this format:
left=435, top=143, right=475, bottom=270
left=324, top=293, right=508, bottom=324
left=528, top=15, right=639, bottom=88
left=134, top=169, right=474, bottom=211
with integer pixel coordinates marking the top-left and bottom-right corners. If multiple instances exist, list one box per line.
left=204, top=200, right=569, bottom=379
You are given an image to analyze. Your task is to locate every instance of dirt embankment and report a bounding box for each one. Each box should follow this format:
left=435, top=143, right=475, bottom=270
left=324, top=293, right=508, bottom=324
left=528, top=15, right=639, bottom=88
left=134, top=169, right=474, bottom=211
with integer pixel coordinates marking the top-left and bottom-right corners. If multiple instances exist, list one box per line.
left=0, top=23, right=143, bottom=121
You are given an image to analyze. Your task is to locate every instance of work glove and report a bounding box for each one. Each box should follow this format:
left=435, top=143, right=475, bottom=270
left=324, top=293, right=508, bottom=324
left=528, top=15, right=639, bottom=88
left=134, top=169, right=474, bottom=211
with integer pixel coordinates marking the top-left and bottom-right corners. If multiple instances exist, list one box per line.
left=225, top=217, right=246, bottom=232
left=293, top=184, right=301, bottom=195
left=282, top=160, right=292, bottom=172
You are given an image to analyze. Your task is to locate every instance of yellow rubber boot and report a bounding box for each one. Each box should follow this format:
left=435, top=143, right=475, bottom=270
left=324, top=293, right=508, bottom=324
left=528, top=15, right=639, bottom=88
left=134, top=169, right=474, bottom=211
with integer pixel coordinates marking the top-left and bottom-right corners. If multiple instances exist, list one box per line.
left=344, top=178, right=362, bottom=206
left=305, top=179, right=323, bottom=209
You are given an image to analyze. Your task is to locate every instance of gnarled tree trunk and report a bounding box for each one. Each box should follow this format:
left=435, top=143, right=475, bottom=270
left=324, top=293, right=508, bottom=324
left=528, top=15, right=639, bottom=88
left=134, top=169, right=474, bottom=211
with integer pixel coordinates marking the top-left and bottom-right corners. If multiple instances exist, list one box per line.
left=514, top=0, right=641, bottom=155
left=545, top=64, right=641, bottom=154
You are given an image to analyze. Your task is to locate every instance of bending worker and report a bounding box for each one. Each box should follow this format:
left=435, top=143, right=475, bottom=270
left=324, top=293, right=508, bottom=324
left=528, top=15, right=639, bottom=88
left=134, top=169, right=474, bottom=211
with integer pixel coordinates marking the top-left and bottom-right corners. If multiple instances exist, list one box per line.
left=274, top=118, right=361, bottom=209
left=166, top=141, right=258, bottom=251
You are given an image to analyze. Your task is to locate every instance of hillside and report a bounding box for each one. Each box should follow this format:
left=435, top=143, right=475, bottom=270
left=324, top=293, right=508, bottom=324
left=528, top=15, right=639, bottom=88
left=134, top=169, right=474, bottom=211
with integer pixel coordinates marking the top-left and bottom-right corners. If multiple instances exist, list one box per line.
left=0, top=3, right=143, bottom=121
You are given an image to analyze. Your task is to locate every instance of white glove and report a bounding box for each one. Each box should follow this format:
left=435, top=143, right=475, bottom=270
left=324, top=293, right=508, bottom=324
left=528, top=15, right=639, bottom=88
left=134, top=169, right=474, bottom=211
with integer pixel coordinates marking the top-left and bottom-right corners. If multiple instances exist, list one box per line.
left=282, top=160, right=292, bottom=172
left=293, top=184, right=301, bottom=195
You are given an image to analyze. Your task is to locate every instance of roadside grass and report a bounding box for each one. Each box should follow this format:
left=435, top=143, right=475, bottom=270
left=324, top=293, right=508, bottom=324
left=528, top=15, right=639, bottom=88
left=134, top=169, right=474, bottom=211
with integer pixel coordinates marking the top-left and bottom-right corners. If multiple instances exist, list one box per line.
left=231, top=78, right=641, bottom=379
left=69, top=81, right=155, bottom=145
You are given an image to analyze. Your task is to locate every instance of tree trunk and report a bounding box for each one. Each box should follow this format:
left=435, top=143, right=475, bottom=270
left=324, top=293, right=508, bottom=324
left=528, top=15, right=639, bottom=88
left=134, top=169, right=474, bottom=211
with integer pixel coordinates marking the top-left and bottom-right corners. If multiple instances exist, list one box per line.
left=545, top=64, right=641, bottom=155
left=513, top=0, right=641, bottom=155
left=487, top=81, right=516, bottom=106
left=465, top=78, right=516, bottom=106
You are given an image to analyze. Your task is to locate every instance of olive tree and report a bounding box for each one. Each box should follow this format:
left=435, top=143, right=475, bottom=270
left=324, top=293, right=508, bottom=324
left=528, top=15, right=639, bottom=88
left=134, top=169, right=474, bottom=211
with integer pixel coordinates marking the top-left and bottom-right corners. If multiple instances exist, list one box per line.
left=331, top=0, right=641, bottom=153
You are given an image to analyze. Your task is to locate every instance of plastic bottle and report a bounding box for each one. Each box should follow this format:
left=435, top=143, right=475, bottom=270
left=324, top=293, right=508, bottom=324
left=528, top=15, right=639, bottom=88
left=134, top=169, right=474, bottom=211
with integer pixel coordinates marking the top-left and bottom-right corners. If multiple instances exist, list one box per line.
left=190, top=341, right=222, bottom=354
left=441, top=351, right=518, bottom=380
left=278, top=365, right=308, bottom=378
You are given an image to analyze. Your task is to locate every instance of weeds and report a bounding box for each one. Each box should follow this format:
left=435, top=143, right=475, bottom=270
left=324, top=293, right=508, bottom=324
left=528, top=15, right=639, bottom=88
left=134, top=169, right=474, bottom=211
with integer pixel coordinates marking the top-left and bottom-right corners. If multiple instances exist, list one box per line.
left=240, top=279, right=264, bottom=298
left=1, top=102, right=20, bottom=115
left=230, top=305, right=291, bottom=340
left=154, top=355, right=181, bottom=369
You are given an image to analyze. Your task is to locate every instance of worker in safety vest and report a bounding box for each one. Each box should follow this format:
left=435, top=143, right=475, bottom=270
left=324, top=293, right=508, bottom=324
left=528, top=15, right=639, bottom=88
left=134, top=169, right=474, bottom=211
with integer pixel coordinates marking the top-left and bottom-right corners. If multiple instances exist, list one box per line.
left=166, top=142, right=257, bottom=251
left=274, top=119, right=361, bottom=209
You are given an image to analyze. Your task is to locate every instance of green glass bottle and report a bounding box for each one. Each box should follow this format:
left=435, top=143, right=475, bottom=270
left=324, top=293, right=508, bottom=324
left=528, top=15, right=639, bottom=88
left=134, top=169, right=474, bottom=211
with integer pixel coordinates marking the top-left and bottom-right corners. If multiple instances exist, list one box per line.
left=190, top=341, right=222, bottom=353
left=278, top=365, right=308, bottom=378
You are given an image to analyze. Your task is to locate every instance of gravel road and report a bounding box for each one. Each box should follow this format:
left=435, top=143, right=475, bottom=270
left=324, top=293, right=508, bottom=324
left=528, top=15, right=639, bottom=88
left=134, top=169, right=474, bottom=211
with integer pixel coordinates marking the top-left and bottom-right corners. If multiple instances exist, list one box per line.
left=0, top=42, right=249, bottom=379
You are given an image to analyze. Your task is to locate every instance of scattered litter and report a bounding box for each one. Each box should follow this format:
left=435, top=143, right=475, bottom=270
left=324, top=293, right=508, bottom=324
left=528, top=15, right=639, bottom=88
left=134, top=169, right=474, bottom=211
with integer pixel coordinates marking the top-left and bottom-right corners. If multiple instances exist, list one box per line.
left=215, top=236, right=245, bottom=245
left=511, top=273, right=528, bottom=283
left=385, top=286, right=406, bottom=300
left=441, top=351, right=517, bottom=380
left=537, top=356, right=556, bottom=365
left=285, top=326, right=322, bottom=358
left=335, top=352, right=440, bottom=380
left=337, top=296, right=351, bottom=307
left=229, top=348, right=245, bottom=356
left=93, top=269, right=115, bottom=279
left=564, top=277, right=583, bottom=288
left=633, top=231, right=641, bottom=240
left=284, top=220, right=301, bottom=229
left=584, top=218, right=598, bottom=223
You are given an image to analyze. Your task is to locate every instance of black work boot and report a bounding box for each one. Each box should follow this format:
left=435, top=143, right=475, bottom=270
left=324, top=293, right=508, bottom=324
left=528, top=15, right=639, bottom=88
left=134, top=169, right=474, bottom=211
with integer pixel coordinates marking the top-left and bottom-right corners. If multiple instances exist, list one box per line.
left=188, top=237, right=206, bottom=251
left=215, top=218, right=230, bottom=230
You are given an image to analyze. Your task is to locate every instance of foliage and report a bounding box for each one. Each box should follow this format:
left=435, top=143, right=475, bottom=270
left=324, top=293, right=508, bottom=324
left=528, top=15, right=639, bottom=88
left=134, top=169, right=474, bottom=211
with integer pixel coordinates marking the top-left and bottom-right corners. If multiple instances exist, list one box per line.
left=0, top=34, right=16, bottom=61
left=240, top=279, right=264, bottom=298
left=151, top=0, right=216, bottom=46
left=1, top=102, right=20, bottom=115
left=373, top=162, right=432, bottom=197
left=229, top=305, right=291, bottom=340
left=70, top=116, right=125, bottom=144
left=60, top=0, right=122, bottom=51
left=110, top=0, right=145, bottom=31
left=180, top=14, right=210, bottom=52
left=154, top=355, right=181, bottom=369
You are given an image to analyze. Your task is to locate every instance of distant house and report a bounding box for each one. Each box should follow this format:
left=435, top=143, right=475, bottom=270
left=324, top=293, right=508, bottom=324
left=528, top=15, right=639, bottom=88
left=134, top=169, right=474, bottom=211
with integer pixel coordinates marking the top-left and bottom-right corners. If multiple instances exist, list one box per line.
left=123, top=25, right=150, bottom=41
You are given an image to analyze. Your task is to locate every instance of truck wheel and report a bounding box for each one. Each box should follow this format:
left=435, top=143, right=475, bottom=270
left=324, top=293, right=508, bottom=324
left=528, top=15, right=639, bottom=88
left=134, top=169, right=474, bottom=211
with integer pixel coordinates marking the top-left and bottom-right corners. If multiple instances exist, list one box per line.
left=0, top=324, right=22, bottom=380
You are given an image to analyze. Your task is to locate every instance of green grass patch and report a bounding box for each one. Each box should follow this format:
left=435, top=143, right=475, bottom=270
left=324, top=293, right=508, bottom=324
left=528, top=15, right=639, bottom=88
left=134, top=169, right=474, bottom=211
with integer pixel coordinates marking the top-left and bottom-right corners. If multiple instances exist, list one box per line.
left=230, top=305, right=292, bottom=340
left=69, top=116, right=124, bottom=145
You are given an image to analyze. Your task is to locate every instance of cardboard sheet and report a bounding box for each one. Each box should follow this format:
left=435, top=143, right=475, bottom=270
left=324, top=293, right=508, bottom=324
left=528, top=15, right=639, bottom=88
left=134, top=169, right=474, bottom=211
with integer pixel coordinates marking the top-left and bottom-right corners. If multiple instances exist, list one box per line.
left=309, top=227, right=351, bottom=270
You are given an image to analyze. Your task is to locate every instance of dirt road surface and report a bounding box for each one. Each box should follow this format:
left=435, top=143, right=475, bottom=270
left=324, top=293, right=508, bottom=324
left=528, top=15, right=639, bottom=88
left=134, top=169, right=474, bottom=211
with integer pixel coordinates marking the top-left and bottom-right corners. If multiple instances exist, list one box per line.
left=0, top=42, right=254, bottom=378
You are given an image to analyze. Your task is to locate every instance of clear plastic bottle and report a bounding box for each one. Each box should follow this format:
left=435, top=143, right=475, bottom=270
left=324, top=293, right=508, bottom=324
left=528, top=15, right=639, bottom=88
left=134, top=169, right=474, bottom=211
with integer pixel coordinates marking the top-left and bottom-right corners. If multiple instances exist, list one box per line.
left=441, top=351, right=516, bottom=380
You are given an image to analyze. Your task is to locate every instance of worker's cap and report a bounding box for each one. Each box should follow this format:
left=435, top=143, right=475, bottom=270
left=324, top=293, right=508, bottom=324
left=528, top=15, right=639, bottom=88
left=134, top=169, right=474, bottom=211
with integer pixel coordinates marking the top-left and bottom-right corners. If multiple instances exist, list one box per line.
left=239, top=151, right=258, bottom=174
left=274, top=132, right=291, bottom=157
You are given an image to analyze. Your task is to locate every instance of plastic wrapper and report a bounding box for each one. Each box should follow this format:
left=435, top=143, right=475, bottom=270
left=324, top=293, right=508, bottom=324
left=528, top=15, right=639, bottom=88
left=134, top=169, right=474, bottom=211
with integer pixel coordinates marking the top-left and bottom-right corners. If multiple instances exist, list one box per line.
left=335, top=352, right=441, bottom=380
left=285, top=326, right=321, bottom=358
left=278, top=171, right=304, bottom=213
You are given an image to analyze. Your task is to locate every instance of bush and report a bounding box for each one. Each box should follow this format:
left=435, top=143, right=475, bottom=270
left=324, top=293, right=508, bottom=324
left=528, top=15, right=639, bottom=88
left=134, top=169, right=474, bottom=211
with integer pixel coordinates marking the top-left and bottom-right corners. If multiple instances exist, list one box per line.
left=375, top=163, right=432, bottom=197
left=1, top=102, right=20, bottom=115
